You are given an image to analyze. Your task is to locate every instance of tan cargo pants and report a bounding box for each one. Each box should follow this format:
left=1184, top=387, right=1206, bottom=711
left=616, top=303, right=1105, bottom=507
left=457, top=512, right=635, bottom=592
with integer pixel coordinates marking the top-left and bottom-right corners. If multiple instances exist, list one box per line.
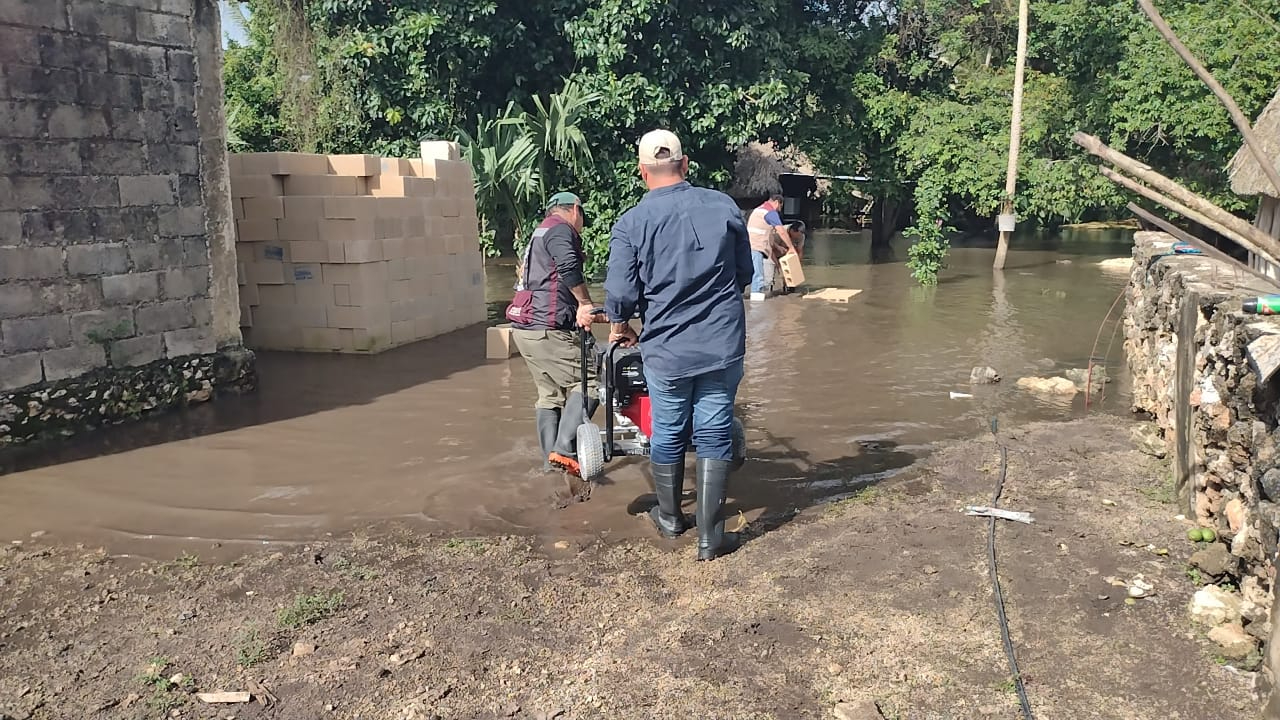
left=512, top=328, right=598, bottom=411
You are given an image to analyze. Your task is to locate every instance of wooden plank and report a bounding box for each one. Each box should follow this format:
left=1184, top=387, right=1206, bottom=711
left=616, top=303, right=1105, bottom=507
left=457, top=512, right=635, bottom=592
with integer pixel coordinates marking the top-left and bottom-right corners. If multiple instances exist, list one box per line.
left=803, top=288, right=863, bottom=303
left=197, top=692, right=252, bottom=704
left=1248, top=334, right=1280, bottom=384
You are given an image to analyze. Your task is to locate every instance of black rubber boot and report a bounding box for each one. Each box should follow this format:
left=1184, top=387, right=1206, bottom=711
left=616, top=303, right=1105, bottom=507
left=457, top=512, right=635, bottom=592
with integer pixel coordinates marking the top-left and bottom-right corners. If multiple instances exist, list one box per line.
left=648, top=461, right=691, bottom=538
left=535, top=408, right=560, bottom=471
left=695, top=458, right=739, bottom=561
left=549, top=391, right=599, bottom=475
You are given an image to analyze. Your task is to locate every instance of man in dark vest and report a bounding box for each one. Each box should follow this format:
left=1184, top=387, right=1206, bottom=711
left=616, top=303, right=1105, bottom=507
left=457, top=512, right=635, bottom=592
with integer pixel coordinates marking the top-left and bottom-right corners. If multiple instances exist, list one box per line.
left=511, top=192, right=601, bottom=476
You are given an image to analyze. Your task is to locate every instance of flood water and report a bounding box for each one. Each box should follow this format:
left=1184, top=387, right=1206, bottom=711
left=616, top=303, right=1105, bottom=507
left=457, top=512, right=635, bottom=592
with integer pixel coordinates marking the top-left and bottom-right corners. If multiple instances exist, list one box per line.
left=0, top=229, right=1136, bottom=559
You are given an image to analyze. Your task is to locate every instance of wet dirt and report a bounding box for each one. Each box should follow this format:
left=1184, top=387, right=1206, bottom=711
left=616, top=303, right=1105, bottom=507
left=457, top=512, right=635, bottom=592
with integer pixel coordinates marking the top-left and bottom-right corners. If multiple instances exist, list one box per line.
left=0, top=418, right=1255, bottom=719
left=0, top=230, right=1135, bottom=560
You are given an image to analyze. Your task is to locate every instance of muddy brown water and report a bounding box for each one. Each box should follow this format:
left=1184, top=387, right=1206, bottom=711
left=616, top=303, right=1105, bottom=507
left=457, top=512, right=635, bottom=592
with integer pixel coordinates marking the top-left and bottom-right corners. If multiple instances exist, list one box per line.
left=0, top=229, right=1136, bottom=560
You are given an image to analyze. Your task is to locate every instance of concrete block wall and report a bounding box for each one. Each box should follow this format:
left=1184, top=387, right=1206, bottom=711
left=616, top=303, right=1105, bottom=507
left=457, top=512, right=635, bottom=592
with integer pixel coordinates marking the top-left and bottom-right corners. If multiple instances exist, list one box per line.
left=0, top=0, right=252, bottom=446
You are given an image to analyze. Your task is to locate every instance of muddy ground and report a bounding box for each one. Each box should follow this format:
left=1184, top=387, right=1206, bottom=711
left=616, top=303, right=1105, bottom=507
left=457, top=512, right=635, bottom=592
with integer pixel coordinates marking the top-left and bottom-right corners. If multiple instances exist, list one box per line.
left=0, top=417, right=1258, bottom=720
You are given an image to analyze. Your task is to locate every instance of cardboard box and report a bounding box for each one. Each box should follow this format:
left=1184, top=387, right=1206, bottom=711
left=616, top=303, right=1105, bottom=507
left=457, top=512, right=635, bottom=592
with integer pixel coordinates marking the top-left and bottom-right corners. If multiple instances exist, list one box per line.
left=244, top=325, right=302, bottom=350
left=283, top=196, right=326, bottom=220
left=318, top=218, right=375, bottom=243
left=344, top=239, right=384, bottom=263
left=235, top=218, right=278, bottom=243
left=439, top=198, right=461, bottom=218
left=258, top=284, right=296, bottom=306
left=379, top=157, right=414, bottom=177
left=327, top=154, right=380, bottom=177
left=322, top=261, right=389, bottom=287
left=324, top=196, right=377, bottom=220
left=390, top=279, right=415, bottom=302
left=375, top=216, right=404, bottom=239
left=230, top=175, right=283, bottom=199
left=300, top=326, right=343, bottom=350
left=339, top=325, right=393, bottom=353
left=239, top=280, right=260, bottom=306
left=239, top=152, right=329, bottom=176
left=421, top=140, right=461, bottom=162
left=382, top=237, right=407, bottom=260
left=253, top=304, right=328, bottom=329
left=226, top=153, right=244, bottom=176
left=328, top=304, right=391, bottom=330
left=289, top=241, right=334, bottom=264
left=369, top=175, right=437, bottom=198
left=276, top=218, right=317, bottom=242
left=331, top=281, right=388, bottom=306
left=486, top=324, right=518, bottom=359
left=242, top=197, right=285, bottom=219
left=290, top=263, right=322, bottom=284
left=391, top=320, right=417, bottom=345
left=239, top=241, right=288, bottom=263
left=232, top=198, right=245, bottom=220
left=244, top=261, right=286, bottom=286
left=282, top=175, right=365, bottom=197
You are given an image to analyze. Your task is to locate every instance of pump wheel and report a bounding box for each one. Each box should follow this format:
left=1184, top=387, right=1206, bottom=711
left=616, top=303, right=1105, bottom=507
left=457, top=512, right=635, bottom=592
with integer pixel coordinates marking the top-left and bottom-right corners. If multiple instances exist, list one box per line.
left=577, top=423, right=605, bottom=481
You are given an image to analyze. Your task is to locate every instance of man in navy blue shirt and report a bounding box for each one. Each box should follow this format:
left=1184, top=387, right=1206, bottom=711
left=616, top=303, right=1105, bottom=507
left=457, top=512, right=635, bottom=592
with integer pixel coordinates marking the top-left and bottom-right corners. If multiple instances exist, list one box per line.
left=603, top=129, right=753, bottom=561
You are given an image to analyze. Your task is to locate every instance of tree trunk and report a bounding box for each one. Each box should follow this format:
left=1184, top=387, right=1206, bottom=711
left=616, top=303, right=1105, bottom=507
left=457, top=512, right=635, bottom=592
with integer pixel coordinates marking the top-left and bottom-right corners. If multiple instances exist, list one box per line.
left=871, top=197, right=900, bottom=263
left=993, top=0, right=1029, bottom=271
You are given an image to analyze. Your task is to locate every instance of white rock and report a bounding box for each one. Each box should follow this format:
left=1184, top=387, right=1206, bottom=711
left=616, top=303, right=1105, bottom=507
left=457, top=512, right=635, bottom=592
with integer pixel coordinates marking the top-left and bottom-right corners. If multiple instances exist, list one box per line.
left=1208, top=623, right=1257, bottom=660
left=1015, top=376, right=1079, bottom=395
left=1189, top=585, right=1243, bottom=626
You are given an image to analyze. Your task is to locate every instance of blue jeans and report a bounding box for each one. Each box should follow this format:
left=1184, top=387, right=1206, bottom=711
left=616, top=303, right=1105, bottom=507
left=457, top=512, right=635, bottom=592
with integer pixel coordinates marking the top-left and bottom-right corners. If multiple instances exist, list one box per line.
left=645, top=360, right=744, bottom=464
left=751, top=250, right=767, bottom=293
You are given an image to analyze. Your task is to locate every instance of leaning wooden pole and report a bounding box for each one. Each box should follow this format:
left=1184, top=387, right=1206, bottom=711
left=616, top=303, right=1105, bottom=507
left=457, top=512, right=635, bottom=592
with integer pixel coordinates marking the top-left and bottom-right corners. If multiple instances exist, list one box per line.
left=1136, top=0, right=1280, bottom=196
left=1073, top=132, right=1280, bottom=261
left=1100, top=166, right=1279, bottom=262
left=994, top=0, right=1030, bottom=271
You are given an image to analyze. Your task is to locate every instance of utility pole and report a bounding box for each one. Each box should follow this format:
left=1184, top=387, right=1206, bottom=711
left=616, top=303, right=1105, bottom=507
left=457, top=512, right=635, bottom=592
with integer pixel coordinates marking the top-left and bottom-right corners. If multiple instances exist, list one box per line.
left=994, top=0, right=1030, bottom=271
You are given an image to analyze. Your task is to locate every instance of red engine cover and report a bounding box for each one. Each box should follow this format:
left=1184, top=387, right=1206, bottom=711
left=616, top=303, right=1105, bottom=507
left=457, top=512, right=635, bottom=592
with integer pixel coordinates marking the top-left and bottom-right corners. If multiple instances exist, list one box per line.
left=619, top=393, right=652, bottom=438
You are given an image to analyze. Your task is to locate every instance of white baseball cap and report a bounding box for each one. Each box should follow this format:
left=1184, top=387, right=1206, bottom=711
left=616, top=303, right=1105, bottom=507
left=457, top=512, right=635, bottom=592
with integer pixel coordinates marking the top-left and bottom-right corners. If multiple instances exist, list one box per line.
left=638, top=129, right=684, bottom=165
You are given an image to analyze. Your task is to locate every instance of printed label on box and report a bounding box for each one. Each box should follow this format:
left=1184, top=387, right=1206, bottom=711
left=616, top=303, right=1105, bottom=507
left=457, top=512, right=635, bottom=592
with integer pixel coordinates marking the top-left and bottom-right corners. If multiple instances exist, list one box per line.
left=264, top=244, right=285, bottom=261
left=294, top=266, right=315, bottom=282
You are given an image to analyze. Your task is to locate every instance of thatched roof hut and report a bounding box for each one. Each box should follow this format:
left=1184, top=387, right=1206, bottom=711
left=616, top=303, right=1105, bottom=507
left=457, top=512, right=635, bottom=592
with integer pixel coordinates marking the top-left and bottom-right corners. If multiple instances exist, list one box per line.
left=726, top=142, right=825, bottom=199
left=1228, top=87, right=1280, bottom=198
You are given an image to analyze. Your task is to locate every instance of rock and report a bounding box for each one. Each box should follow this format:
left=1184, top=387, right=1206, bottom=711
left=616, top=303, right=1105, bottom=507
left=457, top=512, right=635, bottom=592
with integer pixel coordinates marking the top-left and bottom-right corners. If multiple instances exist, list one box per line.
left=1098, top=257, right=1134, bottom=273
left=970, top=366, right=1001, bottom=384
left=1064, top=367, right=1109, bottom=392
left=833, top=701, right=884, bottom=720
left=1226, top=498, right=1246, bottom=533
left=1015, top=376, right=1079, bottom=395
left=1189, top=543, right=1237, bottom=580
left=1208, top=623, right=1258, bottom=660
left=1189, top=585, right=1243, bottom=626
left=1131, top=424, right=1167, bottom=458
left=29, top=531, right=45, bottom=539
left=292, top=642, right=316, bottom=657
left=827, top=663, right=844, bottom=674
left=1260, top=470, right=1280, bottom=503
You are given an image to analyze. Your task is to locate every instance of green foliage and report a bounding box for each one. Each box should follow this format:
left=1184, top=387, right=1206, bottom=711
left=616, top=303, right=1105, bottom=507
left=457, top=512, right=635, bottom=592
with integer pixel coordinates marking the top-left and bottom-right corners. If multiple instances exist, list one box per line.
left=278, top=591, right=343, bottom=628
left=223, top=0, right=1280, bottom=284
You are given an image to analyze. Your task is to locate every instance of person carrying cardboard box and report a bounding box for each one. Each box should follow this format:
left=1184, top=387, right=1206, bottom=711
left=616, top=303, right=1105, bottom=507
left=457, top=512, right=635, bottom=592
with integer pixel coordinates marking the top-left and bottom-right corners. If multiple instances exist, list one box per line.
left=769, top=221, right=806, bottom=294
left=746, top=195, right=802, bottom=300
left=506, top=192, right=604, bottom=476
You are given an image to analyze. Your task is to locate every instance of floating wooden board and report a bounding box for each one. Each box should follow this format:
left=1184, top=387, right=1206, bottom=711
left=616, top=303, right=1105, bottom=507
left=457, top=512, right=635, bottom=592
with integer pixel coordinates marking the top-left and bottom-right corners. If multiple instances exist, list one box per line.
left=803, top=288, right=863, bottom=303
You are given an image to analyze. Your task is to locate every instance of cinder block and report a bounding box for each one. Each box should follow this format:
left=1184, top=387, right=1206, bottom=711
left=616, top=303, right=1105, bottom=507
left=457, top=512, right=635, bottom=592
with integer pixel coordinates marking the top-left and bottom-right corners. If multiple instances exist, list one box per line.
left=282, top=175, right=364, bottom=197
left=229, top=174, right=283, bottom=198
left=300, top=327, right=342, bottom=351
left=162, top=266, right=209, bottom=299
left=157, top=206, right=205, bottom=236
left=0, top=247, right=64, bottom=280
left=0, top=282, right=45, bottom=320
left=487, top=324, right=519, bottom=359
left=47, top=105, right=110, bottom=139
left=109, top=334, right=164, bottom=367
left=42, top=344, right=107, bottom=382
left=327, top=154, right=379, bottom=177
left=118, top=174, right=177, bottom=206
left=0, top=352, right=44, bottom=391
left=145, top=141, right=199, bottom=174
left=108, top=41, right=167, bottom=76
left=283, top=196, right=324, bottom=219
left=163, top=328, right=215, bottom=357
left=166, top=48, right=196, bottom=80
left=67, top=2, right=135, bottom=40
left=102, top=271, right=161, bottom=304
left=136, top=9, right=192, bottom=47
left=243, top=197, right=285, bottom=219
left=66, top=243, right=129, bottom=277
left=2, top=315, right=72, bottom=353
left=136, top=301, right=193, bottom=334
left=235, top=218, right=278, bottom=243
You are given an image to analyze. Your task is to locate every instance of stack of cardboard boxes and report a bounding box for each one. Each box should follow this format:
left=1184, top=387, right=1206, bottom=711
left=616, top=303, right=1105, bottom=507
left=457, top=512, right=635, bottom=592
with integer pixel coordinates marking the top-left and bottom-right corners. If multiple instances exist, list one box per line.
left=228, top=143, right=485, bottom=353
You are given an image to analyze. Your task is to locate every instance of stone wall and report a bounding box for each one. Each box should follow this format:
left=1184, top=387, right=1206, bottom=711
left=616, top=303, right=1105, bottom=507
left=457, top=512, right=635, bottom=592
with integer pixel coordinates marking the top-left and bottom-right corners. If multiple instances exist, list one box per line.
left=1124, top=231, right=1280, bottom=708
left=0, top=0, right=252, bottom=447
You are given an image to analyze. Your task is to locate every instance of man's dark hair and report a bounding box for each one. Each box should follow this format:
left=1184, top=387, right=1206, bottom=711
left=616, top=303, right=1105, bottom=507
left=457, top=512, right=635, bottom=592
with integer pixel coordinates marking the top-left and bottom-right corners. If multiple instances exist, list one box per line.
left=769, top=194, right=784, bottom=205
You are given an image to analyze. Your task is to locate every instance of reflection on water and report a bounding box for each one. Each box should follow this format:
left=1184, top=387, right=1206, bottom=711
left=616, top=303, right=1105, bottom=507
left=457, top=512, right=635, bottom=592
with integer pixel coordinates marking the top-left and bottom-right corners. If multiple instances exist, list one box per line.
left=0, top=230, right=1135, bottom=557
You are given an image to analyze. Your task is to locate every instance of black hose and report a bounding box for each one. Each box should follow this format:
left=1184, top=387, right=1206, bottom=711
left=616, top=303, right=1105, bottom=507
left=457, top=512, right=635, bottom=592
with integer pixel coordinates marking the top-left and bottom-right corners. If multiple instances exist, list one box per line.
left=987, top=425, right=1035, bottom=720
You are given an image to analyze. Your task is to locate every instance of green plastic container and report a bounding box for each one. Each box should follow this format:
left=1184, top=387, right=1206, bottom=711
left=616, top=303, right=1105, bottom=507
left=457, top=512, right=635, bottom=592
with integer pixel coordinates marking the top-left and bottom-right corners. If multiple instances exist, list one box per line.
left=1243, top=296, right=1280, bottom=315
